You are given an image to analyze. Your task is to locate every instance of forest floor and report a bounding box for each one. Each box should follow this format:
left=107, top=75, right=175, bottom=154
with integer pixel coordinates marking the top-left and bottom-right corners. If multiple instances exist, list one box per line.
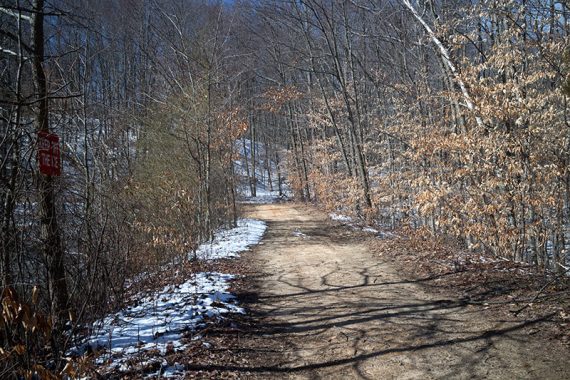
left=181, top=202, right=570, bottom=379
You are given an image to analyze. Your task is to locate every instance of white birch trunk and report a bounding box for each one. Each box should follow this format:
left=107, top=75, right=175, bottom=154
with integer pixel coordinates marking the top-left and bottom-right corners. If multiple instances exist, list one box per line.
left=401, top=0, right=484, bottom=129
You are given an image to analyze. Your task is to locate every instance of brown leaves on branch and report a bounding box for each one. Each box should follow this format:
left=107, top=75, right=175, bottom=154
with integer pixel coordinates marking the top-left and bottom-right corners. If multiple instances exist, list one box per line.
left=261, top=86, right=303, bottom=113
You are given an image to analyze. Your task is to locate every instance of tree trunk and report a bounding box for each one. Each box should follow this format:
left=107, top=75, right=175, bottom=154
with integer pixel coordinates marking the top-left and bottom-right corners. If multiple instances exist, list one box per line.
left=32, top=0, right=69, bottom=323
left=401, top=0, right=484, bottom=129
left=250, top=109, right=257, bottom=197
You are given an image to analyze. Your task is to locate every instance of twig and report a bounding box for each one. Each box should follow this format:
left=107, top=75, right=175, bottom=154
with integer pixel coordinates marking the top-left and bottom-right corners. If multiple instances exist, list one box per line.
left=511, top=279, right=556, bottom=316
left=509, top=263, right=570, bottom=316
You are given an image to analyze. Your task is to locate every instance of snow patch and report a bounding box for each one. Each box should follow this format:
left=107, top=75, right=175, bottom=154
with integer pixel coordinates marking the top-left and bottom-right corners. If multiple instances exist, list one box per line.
left=235, top=138, right=292, bottom=204
left=292, top=229, right=308, bottom=238
left=71, top=217, right=267, bottom=376
left=147, top=361, right=186, bottom=378
left=329, top=213, right=353, bottom=223
left=240, top=190, right=287, bottom=204
left=329, top=212, right=398, bottom=239
left=194, top=218, right=267, bottom=260
left=72, top=272, right=242, bottom=366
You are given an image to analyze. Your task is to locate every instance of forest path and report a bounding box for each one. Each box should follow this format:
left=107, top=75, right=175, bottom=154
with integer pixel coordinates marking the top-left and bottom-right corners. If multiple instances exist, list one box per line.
left=242, top=202, right=569, bottom=380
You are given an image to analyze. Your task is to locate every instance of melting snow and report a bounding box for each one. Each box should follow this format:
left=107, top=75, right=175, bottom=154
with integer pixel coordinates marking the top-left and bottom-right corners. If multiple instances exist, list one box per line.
left=329, top=213, right=397, bottom=239
left=77, top=273, right=242, bottom=363
left=330, top=213, right=353, bottom=223
left=235, top=138, right=292, bottom=204
left=71, top=217, right=267, bottom=377
left=240, top=189, right=285, bottom=204
left=292, top=228, right=308, bottom=238
left=194, top=218, right=267, bottom=260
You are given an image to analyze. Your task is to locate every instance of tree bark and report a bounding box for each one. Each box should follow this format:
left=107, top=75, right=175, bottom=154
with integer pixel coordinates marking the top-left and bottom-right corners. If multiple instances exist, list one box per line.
left=32, top=0, right=69, bottom=323
left=401, top=0, right=484, bottom=129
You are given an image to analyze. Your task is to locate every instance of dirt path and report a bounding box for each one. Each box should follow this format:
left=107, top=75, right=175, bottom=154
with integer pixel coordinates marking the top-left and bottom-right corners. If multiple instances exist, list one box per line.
left=240, top=202, right=569, bottom=379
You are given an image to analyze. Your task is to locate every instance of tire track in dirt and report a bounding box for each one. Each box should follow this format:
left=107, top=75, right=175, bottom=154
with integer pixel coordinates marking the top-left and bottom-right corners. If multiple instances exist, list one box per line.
left=241, top=202, right=569, bottom=379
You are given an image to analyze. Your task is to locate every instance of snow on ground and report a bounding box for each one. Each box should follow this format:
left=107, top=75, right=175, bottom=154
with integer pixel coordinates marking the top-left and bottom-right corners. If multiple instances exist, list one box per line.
left=292, top=228, right=308, bottom=238
left=235, top=138, right=292, bottom=204
left=195, top=218, right=267, bottom=260
left=235, top=161, right=290, bottom=204
left=71, top=218, right=267, bottom=377
left=329, top=213, right=353, bottom=223
left=77, top=273, right=241, bottom=367
left=240, top=188, right=286, bottom=204
left=329, top=212, right=397, bottom=239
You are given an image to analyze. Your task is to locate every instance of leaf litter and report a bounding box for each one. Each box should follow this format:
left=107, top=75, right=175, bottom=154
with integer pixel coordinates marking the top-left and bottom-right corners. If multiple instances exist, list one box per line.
left=371, top=226, right=570, bottom=347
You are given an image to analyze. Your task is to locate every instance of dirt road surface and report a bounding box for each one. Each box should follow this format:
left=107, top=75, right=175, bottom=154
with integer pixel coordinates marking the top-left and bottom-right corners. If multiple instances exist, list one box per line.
left=234, top=202, right=570, bottom=380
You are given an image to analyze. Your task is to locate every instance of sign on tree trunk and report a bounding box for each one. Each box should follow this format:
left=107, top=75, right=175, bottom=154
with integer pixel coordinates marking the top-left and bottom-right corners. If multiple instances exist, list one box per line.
left=38, top=131, right=61, bottom=176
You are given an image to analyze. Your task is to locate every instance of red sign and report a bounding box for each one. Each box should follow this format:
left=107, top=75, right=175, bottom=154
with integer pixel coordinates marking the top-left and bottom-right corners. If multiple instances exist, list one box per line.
left=38, top=131, right=61, bottom=176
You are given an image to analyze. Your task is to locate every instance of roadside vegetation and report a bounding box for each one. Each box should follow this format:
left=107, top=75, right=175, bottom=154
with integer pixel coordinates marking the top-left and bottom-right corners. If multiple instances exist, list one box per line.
left=1, top=1, right=569, bottom=378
